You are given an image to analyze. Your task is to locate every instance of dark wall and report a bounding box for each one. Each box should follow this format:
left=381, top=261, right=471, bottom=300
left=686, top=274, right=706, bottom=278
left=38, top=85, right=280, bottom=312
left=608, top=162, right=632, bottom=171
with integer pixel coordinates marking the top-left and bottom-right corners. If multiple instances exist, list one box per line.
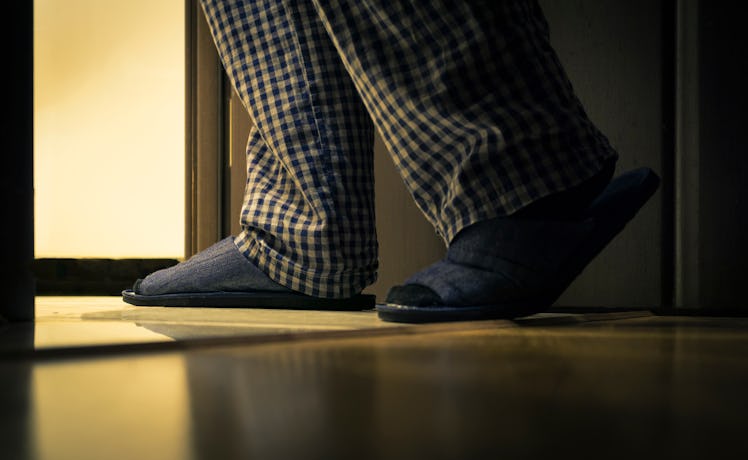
left=698, top=2, right=748, bottom=308
left=541, top=0, right=668, bottom=307
left=2, top=3, right=35, bottom=321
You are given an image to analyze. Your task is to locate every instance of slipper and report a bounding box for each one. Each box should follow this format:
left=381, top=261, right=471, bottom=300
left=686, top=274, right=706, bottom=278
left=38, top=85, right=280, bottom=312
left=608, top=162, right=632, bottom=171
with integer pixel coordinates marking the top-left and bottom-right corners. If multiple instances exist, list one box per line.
left=121, top=289, right=376, bottom=311
left=376, top=167, right=660, bottom=323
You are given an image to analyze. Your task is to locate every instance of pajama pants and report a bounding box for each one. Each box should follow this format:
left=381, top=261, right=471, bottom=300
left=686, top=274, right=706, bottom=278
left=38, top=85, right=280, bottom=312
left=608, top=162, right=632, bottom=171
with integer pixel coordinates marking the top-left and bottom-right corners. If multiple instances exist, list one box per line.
left=199, top=0, right=618, bottom=298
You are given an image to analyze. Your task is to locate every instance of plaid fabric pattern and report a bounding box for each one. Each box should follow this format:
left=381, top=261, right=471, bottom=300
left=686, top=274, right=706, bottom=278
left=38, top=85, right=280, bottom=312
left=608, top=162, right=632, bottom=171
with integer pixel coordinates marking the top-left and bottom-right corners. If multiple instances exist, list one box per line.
left=200, top=0, right=618, bottom=298
left=201, top=0, right=378, bottom=298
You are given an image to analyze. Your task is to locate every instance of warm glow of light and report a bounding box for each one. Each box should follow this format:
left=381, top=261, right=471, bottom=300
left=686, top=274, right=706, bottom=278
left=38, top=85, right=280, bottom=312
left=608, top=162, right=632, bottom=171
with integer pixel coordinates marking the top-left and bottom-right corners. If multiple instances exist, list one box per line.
left=34, top=0, right=185, bottom=258
left=32, top=355, right=191, bottom=460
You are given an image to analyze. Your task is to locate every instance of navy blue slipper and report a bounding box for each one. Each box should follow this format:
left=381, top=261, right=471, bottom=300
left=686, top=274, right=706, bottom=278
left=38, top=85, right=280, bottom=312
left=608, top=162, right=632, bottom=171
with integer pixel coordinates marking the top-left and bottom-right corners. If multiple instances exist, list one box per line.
left=121, top=289, right=376, bottom=311
left=377, top=167, right=660, bottom=323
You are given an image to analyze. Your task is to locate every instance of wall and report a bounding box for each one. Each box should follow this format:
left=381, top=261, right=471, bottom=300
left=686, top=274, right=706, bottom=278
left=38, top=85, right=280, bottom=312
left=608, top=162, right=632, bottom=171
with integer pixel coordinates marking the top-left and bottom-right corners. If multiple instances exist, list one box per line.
left=540, top=0, right=667, bottom=307
left=693, top=2, right=748, bottom=309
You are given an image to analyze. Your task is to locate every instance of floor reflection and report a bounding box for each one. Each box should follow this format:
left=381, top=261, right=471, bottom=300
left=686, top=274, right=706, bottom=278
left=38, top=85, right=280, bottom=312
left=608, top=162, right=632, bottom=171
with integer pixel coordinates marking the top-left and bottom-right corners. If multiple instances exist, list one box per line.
left=34, top=321, right=174, bottom=349
left=30, top=354, right=190, bottom=460
left=0, top=297, right=399, bottom=354
left=179, top=321, right=748, bottom=459
left=0, top=359, right=34, bottom=460
left=3, top=308, right=748, bottom=459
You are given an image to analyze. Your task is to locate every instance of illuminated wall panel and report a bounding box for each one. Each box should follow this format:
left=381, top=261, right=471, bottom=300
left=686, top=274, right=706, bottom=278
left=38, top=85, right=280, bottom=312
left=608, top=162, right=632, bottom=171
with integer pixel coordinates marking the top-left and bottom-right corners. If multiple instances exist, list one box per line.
left=34, top=0, right=185, bottom=258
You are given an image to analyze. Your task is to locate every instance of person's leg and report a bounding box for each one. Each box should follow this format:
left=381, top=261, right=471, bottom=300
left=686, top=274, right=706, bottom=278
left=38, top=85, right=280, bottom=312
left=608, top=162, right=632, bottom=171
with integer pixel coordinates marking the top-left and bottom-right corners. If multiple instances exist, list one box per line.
left=126, top=0, right=377, bottom=306
left=313, top=0, right=616, bottom=239
left=308, top=0, right=658, bottom=320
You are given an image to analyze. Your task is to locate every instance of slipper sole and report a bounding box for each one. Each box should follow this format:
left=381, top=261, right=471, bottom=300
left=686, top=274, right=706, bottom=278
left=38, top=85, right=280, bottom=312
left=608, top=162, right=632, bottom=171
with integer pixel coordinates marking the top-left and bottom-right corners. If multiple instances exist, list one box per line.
left=377, top=167, right=661, bottom=323
left=122, top=289, right=376, bottom=311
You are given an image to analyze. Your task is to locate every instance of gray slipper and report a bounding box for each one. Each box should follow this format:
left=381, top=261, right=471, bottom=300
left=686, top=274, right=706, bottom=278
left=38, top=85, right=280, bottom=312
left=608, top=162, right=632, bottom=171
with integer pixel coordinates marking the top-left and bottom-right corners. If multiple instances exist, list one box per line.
left=378, top=167, right=660, bottom=323
left=122, top=289, right=375, bottom=310
left=121, top=237, right=375, bottom=311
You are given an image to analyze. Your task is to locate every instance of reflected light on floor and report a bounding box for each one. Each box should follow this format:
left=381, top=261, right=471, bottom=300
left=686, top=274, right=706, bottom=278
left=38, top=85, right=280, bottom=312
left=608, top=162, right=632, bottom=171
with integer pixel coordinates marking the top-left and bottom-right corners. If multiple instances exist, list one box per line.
left=31, top=355, right=190, bottom=460
left=33, top=322, right=173, bottom=349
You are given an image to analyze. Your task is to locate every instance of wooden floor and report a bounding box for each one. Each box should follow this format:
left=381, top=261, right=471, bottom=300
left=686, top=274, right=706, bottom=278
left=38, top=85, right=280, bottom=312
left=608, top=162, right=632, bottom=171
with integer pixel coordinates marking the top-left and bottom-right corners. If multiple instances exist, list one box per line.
left=1, top=297, right=746, bottom=459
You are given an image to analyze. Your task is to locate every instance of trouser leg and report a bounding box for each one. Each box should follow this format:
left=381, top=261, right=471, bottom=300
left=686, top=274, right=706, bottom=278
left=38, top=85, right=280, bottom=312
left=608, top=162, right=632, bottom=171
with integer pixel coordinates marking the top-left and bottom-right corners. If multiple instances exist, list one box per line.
left=200, top=0, right=377, bottom=298
left=311, top=0, right=618, bottom=244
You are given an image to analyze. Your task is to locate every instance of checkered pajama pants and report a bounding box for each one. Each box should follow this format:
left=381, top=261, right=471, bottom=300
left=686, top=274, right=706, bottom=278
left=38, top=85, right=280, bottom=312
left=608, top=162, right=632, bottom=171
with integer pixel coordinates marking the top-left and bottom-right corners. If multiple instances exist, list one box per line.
left=199, top=0, right=618, bottom=298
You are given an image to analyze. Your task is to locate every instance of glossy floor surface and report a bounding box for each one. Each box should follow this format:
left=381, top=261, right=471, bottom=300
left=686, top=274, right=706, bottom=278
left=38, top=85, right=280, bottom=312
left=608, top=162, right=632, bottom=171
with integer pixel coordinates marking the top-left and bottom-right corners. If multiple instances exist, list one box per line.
left=1, top=298, right=747, bottom=459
